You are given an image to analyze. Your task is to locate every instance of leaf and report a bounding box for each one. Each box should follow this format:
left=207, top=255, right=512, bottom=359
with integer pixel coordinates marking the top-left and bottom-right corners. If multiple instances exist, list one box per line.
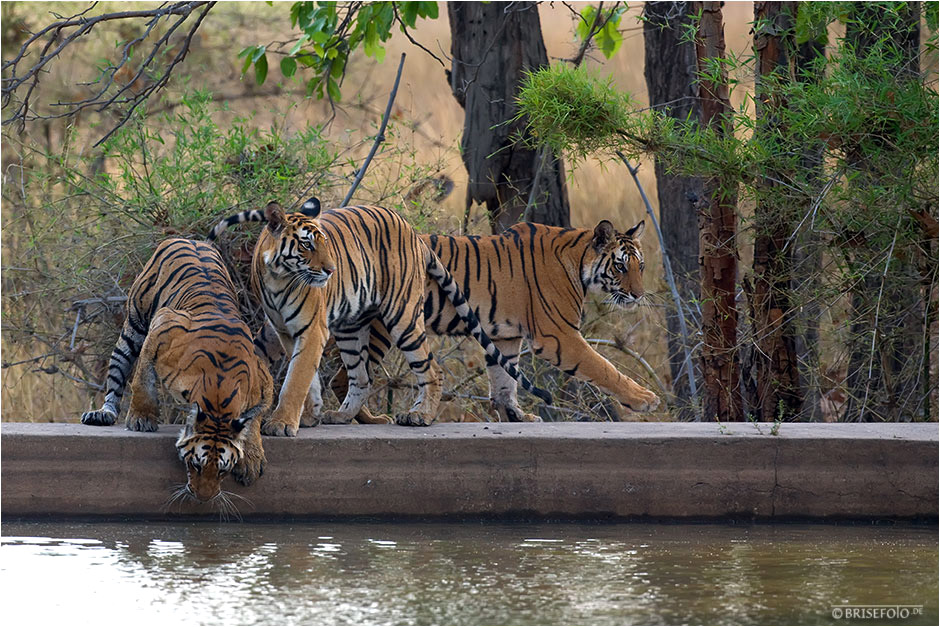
left=327, top=76, right=341, bottom=102
left=330, top=57, right=344, bottom=78
left=240, top=47, right=255, bottom=74
left=289, top=34, right=309, bottom=56
left=400, top=2, right=419, bottom=27
left=281, top=56, right=297, bottom=78
left=596, top=21, right=623, bottom=58
left=420, top=2, right=438, bottom=19
left=254, top=53, right=268, bottom=85
left=577, top=5, right=597, bottom=41
left=251, top=45, right=267, bottom=63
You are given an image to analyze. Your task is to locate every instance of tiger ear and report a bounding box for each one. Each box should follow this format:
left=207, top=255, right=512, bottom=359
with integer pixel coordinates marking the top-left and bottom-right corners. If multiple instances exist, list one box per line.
left=300, top=197, right=321, bottom=218
left=264, top=202, right=286, bottom=232
left=185, top=403, right=198, bottom=427
left=626, top=220, right=645, bottom=240
left=592, top=220, right=615, bottom=252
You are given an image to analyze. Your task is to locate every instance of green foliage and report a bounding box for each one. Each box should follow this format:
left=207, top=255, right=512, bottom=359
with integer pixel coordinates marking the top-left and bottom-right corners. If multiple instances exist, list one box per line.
left=515, top=64, right=635, bottom=163
left=85, top=89, right=338, bottom=235
left=516, top=63, right=746, bottom=179
left=241, top=1, right=438, bottom=101
left=794, top=1, right=850, bottom=45
left=576, top=4, right=627, bottom=59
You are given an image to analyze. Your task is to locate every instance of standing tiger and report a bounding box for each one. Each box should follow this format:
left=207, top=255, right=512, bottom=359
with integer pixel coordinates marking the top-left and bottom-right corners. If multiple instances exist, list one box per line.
left=81, top=239, right=273, bottom=504
left=208, top=199, right=550, bottom=434
left=334, top=220, right=661, bottom=422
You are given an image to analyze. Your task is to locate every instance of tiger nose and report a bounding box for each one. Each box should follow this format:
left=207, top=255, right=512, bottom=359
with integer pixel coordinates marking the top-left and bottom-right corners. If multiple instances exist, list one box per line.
left=323, top=265, right=335, bottom=275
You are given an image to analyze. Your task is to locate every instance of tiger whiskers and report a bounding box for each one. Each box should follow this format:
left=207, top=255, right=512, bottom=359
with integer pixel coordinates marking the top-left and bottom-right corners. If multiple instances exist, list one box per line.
left=604, top=292, right=639, bottom=310
left=211, top=490, right=244, bottom=522
left=163, top=483, right=193, bottom=514
left=162, top=485, right=249, bottom=522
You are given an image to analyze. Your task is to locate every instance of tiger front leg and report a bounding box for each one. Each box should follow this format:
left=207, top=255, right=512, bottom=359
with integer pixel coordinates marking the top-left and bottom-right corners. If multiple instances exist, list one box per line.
left=263, top=326, right=327, bottom=437
left=322, top=325, right=383, bottom=424
left=540, top=334, right=661, bottom=413
left=299, top=372, right=324, bottom=427
left=233, top=413, right=266, bottom=486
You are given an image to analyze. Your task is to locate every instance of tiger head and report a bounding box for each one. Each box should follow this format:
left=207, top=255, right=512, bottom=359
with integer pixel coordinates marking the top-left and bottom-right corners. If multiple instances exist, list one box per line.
left=174, top=402, right=263, bottom=503
left=584, top=219, right=647, bottom=309
left=171, top=348, right=273, bottom=504
left=259, top=199, right=336, bottom=286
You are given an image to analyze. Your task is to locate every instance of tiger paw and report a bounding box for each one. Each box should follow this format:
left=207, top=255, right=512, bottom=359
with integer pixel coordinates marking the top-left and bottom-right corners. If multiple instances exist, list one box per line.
left=233, top=451, right=266, bottom=486
left=81, top=409, right=117, bottom=426
left=261, top=416, right=299, bottom=437
left=125, top=412, right=159, bottom=432
left=626, top=388, right=661, bottom=413
left=321, top=410, right=355, bottom=425
left=395, top=412, right=435, bottom=427
left=354, top=407, right=393, bottom=424
left=494, top=402, right=542, bottom=423
left=299, top=407, right=321, bottom=428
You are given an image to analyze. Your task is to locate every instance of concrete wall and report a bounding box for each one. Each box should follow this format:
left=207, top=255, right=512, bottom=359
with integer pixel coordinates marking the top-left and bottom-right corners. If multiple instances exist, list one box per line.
left=2, top=422, right=936, bottom=520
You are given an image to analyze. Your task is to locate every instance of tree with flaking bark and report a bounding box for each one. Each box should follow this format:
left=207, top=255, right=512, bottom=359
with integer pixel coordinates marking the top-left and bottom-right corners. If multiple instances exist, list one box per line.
left=642, top=1, right=703, bottom=418
left=745, top=1, right=801, bottom=421
left=694, top=1, right=742, bottom=422
left=790, top=28, right=827, bottom=422
left=447, top=1, right=570, bottom=233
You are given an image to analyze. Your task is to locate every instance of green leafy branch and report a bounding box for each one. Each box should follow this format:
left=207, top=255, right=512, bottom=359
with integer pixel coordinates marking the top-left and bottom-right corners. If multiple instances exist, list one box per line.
left=239, top=1, right=437, bottom=102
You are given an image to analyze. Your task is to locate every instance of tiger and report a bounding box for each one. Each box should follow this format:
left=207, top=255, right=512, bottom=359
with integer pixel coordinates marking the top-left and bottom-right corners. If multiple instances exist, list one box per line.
left=332, top=220, right=661, bottom=422
left=208, top=199, right=550, bottom=434
left=81, top=238, right=274, bottom=504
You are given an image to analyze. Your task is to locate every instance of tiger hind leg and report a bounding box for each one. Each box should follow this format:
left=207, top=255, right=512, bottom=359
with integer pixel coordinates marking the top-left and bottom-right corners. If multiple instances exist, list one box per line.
left=81, top=318, right=146, bottom=426
left=124, top=330, right=162, bottom=432
left=485, top=338, right=542, bottom=422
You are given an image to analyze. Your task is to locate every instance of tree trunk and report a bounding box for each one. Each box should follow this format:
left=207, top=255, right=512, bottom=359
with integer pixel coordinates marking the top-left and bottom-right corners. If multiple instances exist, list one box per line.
left=791, top=34, right=827, bottom=422
left=642, top=1, right=703, bottom=419
left=746, top=1, right=801, bottom=421
left=694, top=1, right=742, bottom=422
left=447, top=1, right=570, bottom=232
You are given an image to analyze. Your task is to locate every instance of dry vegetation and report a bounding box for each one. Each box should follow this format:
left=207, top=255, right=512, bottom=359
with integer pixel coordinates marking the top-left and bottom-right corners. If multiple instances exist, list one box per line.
left=3, top=2, right=860, bottom=424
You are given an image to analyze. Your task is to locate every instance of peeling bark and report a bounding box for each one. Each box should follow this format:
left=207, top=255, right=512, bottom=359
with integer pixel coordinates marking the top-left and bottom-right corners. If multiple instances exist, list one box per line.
left=694, top=1, right=742, bottom=422
left=747, top=1, right=801, bottom=421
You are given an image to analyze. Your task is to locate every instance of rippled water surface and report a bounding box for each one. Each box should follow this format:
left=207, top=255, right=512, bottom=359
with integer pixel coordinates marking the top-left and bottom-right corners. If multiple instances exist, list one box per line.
left=2, top=521, right=936, bottom=625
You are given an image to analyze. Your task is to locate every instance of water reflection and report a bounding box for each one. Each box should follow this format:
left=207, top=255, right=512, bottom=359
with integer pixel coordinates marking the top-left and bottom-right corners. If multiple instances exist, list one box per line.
left=2, top=522, right=937, bottom=625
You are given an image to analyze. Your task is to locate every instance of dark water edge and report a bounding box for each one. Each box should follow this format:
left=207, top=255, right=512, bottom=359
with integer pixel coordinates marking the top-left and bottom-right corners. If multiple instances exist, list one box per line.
left=2, top=520, right=937, bottom=626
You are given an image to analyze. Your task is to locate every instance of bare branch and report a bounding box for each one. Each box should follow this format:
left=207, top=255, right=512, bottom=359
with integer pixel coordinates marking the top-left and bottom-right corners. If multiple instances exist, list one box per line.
left=342, top=53, right=406, bottom=206
left=2, top=1, right=216, bottom=143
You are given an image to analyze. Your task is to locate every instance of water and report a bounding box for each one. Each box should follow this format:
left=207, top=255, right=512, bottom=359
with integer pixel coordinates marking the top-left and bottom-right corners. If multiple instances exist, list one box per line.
left=2, top=521, right=936, bottom=625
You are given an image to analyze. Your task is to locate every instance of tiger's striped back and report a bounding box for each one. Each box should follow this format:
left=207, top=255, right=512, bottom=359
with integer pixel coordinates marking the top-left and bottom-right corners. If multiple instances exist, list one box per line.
left=337, top=219, right=660, bottom=421
left=209, top=201, right=550, bottom=430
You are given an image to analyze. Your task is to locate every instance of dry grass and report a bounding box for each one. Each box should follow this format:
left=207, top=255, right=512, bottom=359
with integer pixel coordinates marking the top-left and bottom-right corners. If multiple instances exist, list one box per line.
left=1, top=2, right=758, bottom=422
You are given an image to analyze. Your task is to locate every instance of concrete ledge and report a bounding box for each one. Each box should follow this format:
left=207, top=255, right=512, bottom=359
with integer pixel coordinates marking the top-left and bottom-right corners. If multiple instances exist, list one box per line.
left=2, top=422, right=936, bottom=520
